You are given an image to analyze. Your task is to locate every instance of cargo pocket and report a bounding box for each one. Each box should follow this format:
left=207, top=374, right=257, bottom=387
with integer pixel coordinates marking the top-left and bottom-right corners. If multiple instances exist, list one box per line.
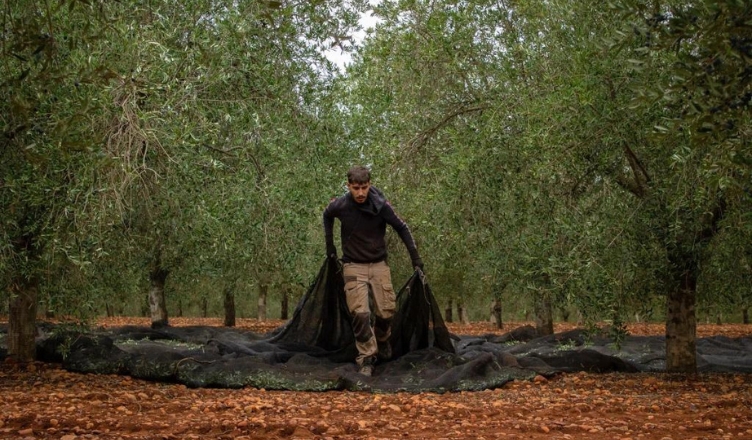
left=377, top=282, right=396, bottom=317
left=345, top=279, right=368, bottom=314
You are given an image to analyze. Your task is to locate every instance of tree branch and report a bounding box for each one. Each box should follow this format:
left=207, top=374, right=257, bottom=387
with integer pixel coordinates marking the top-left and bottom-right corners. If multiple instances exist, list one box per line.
left=203, top=144, right=242, bottom=156
left=615, top=143, right=651, bottom=198
left=407, top=104, right=489, bottom=151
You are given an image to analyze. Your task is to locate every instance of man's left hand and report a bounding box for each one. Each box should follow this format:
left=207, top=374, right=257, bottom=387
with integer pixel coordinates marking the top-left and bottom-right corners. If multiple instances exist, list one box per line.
left=412, top=258, right=424, bottom=271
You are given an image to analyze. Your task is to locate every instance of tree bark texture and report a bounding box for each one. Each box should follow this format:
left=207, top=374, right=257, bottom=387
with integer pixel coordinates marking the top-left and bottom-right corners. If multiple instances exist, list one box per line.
left=224, top=285, right=236, bottom=327
left=534, top=292, right=554, bottom=336
left=149, top=266, right=170, bottom=329
left=458, top=302, right=470, bottom=325
left=665, top=268, right=697, bottom=373
left=8, top=277, right=39, bottom=362
left=491, top=298, right=503, bottom=329
left=444, top=298, right=453, bottom=323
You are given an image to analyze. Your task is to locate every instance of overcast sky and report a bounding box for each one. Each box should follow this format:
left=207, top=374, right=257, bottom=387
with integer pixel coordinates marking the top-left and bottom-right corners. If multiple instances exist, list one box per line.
left=324, top=10, right=381, bottom=70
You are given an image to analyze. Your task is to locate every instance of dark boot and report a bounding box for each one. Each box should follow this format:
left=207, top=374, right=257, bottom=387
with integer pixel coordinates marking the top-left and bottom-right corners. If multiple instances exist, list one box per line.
left=358, top=356, right=375, bottom=377
left=377, top=340, right=392, bottom=362
left=375, top=316, right=392, bottom=362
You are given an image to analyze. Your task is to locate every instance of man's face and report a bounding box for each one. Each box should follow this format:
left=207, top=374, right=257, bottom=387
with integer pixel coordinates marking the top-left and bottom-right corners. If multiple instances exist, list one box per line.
left=347, top=181, right=371, bottom=204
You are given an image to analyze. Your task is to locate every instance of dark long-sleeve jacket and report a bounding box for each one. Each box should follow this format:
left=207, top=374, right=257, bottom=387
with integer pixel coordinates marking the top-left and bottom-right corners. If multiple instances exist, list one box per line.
left=323, top=186, right=420, bottom=264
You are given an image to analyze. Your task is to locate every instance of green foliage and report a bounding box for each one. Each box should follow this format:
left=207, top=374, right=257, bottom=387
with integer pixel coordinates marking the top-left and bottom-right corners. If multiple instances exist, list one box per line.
left=1, top=1, right=121, bottom=302
left=2, top=0, right=366, bottom=319
left=1, top=0, right=749, bottom=330
left=340, top=0, right=751, bottom=327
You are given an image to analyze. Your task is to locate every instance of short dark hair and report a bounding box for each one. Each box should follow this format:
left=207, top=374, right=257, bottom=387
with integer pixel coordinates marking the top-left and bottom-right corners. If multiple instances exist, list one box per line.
left=347, top=165, right=371, bottom=184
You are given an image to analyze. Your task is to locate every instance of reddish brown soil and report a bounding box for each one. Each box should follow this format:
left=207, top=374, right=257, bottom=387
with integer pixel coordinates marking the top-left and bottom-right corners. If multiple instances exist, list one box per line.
left=1, top=318, right=751, bottom=440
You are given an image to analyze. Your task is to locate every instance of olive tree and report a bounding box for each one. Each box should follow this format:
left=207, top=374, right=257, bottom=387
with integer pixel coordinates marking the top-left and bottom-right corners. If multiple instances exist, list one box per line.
left=1, top=0, right=128, bottom=361
left=605, top=0, right=751, bottom=371
left=1, top=0, right=366, bottom=358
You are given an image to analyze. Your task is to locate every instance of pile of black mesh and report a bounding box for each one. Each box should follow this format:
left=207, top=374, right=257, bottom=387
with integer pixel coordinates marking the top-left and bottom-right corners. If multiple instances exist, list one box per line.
left=2, top=258, right=752, bottom=392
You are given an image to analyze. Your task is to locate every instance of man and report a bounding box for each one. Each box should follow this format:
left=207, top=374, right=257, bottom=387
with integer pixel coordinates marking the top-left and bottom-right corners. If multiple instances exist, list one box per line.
left=323, top=165, right=423, bottom=377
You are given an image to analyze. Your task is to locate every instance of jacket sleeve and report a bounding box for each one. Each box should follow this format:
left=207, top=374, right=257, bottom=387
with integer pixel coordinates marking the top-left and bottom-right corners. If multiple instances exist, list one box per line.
left=382, top=202, right=421, bottom=263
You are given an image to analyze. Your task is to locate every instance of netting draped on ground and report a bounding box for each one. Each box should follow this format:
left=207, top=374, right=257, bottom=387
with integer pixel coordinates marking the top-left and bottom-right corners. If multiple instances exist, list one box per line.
left=2, top=258, right=752, bottom=392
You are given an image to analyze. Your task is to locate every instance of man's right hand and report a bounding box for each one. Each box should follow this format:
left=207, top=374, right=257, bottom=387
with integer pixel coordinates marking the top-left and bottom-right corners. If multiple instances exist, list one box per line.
left=327, top=244, right=337, bottom=259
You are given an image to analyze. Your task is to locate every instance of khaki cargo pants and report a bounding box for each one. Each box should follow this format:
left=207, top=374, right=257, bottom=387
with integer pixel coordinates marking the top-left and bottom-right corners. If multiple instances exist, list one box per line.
left=342, top=261, right=395, bottom=366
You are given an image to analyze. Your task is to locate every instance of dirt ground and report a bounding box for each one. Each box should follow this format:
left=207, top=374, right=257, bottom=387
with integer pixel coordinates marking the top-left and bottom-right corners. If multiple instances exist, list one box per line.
left=1, top=318, right=751, bottom=440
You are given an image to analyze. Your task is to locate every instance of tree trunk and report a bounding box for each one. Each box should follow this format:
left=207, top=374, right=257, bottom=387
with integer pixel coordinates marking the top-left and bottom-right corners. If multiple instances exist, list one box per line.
left=224, top=285, right=236, bottom=327
left=149, top=266, right=170, bottom=329
left=664, top=198, right=724, bottom=373
left=8, top=276, right=39, bottom=362
left=106, top=303, right=114, bottom=318
left=743, top=307, right=749, bottom=325
left=201, top=297, right=208, bottom=318
left=561, top=309, right=570, bottom=322
left=534, top=291, right=554, bottom=336
left=140, top=295, right=149, bottom=317
left=280, top=287, right=289, bottom=320
left=491, top=299, right=503, bottom=330
left=43, top=302, right=54, bottom=319
left=257, top=284, right=267, bottom=321
left=458, top=301, right=470, bottom=325
left=444, top=298, right=453, bottom=323
left=665, top=268, right=697, bottom=373
left=612, top=144, right=722, bottom=374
